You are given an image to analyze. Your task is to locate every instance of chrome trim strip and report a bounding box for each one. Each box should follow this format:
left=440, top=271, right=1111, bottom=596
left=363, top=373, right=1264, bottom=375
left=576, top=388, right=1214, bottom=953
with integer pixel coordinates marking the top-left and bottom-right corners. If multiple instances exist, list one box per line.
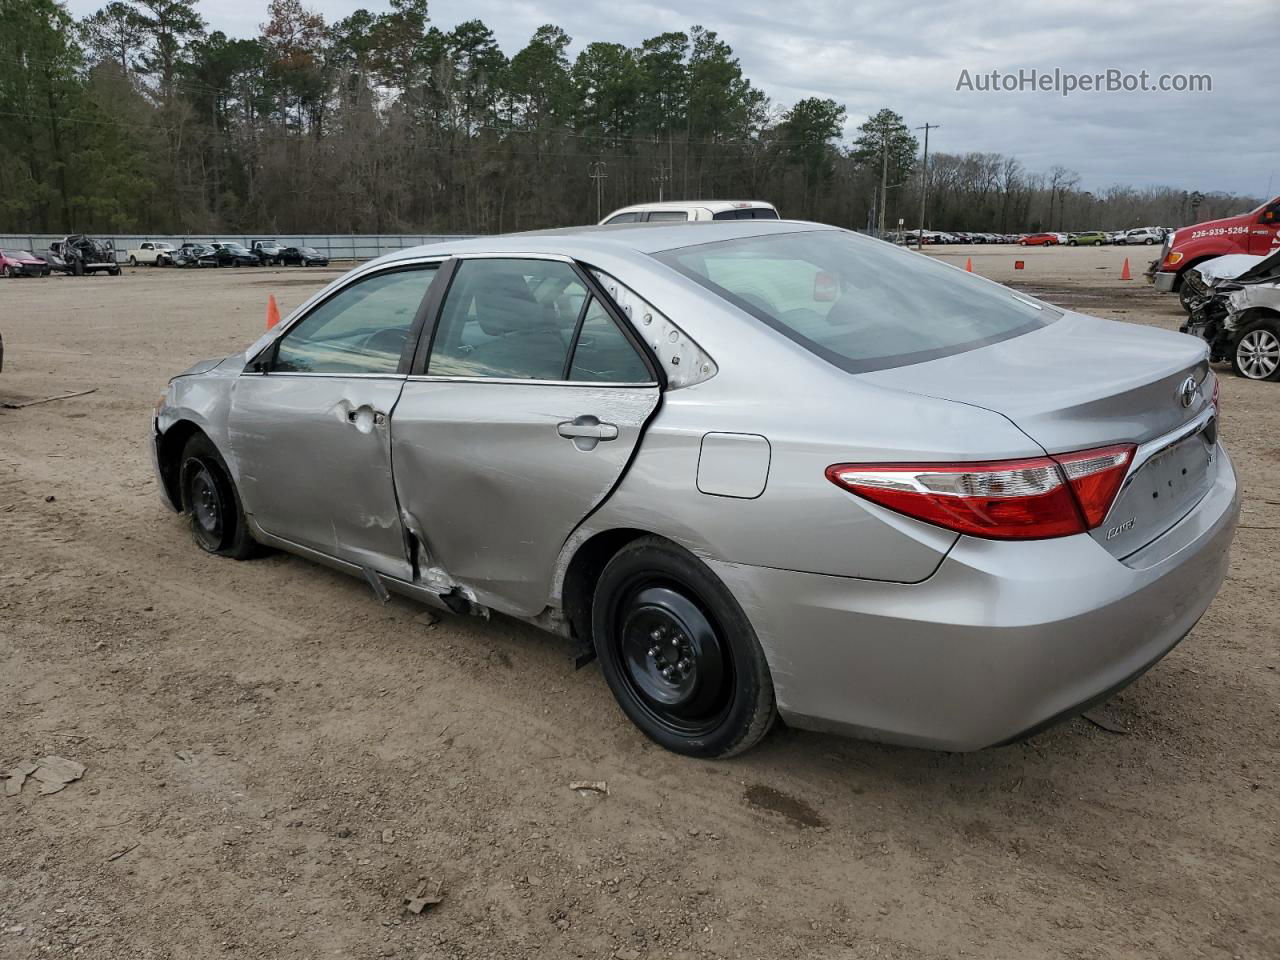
left=404, top=375, right=658, bottom=388
left=243, top=371, right=406, bottom=380
left=1127, top=404, right=1215, bottom=481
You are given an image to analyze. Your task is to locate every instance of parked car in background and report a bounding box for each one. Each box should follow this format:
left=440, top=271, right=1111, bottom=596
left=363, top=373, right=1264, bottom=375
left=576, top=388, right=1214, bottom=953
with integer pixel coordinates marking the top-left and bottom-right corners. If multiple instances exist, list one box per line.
left=600, top=200, right=779, bottom=224
left=1, top=249, right=52, bottom=277
left=1068, top=231, right=1107, bottom=246
left=278, top=246, right=329, bottom=267
left=150, top=220, right=1237, bottom=759
left=1019, top=233, right=1060, bottom=246
left=128, top=241, right=176, bottom=266
left=173, top=244, right=219, bottom=268
left=252, top=240, right=285, bottom=265
left=212, top=243, right=262, bottom=267
left=1150, top=197, right=1280, bottom=310
left=1119, top=227, right=1164, bottom=246
left=44, top=235, right=120, bottom=276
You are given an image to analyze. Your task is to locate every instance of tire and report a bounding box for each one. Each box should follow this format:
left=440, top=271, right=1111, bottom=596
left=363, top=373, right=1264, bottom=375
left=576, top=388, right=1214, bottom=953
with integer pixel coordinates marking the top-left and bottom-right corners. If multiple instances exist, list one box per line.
left=73, top=259, right=84, bottom=276
left=1231, top=317, right=1280, bottom=381
left=591, top=536, right=776, bottom=758
left=1177, top=277, right=1197, bottom=314
left=110, top=267, right=121, bottom=276
left=1068, top=240, right=1077, bottom=246
left=1145, top=238, right=1156, bottom=245
left=1, top=265, right=10, bottom=278
left=1094, top=239, right=1103, bottom=246
left=178, top=433, right=260, bottom=559
left=233, top=259, right=240, bottom=268
left=129, top=256, right=138, bottom=266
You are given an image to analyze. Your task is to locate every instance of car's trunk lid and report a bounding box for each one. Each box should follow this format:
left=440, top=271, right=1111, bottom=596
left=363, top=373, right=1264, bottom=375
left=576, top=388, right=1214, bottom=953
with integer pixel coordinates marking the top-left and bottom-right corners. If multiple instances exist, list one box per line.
left=860, top=312, right=1217, bottom=558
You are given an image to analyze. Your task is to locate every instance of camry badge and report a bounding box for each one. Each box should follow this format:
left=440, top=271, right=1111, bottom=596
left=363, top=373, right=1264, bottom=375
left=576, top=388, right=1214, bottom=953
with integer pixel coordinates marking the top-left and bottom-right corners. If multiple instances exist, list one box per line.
left=1177, top=376, right=1200, bottom=408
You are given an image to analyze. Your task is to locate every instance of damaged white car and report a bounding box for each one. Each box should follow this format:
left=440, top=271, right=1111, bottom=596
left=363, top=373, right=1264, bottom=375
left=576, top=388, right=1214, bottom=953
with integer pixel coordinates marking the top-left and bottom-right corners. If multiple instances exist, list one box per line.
left=1181, top=249, right=1280, bottom=380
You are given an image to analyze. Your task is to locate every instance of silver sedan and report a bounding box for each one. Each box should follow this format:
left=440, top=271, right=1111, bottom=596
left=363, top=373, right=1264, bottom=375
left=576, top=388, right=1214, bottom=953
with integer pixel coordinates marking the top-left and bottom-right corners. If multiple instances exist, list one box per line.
left=151, top=221, right=1239, bottom=757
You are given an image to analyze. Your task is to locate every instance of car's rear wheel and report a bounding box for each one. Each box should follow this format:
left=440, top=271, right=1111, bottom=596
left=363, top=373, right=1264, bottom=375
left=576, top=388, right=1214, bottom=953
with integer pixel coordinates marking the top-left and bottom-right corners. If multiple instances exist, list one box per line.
left=1232, top=318, right=1280, bottom=381
left=129, top=256, right=138, bottom=266
left=592, top=536, right=776, bottom=758
left=179, top=434, right=260, bottom=559
left=1, top=265, right=10, bottom=278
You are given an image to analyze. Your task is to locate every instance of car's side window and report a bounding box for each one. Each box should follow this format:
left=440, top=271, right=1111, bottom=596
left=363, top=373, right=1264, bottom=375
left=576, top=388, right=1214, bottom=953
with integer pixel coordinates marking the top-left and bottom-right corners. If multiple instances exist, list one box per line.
left=272, top=266, right=439, bottom=375
left=646, top=211, right=689, bottom=222
left=605, top=212, right=639, bottom=224
left=427, top=259, right=584, bottom=380
left=569, top=298, right=651, bottom=383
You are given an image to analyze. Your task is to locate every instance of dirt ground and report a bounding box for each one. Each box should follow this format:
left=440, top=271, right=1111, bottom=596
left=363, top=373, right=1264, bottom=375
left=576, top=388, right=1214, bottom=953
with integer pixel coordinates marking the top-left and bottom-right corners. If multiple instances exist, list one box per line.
left=2, top=245, right=1277, bottom=960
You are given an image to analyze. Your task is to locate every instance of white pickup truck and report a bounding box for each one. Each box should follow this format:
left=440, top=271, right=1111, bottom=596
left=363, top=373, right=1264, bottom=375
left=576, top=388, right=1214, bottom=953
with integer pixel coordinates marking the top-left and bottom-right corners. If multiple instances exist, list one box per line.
left=127, top=241, right=176, bottom=266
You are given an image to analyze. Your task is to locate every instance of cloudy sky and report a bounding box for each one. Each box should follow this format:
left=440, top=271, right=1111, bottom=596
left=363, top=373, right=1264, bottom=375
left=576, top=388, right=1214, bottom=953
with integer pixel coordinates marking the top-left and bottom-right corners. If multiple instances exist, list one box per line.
left=66, top=0, right=1277, bottom=198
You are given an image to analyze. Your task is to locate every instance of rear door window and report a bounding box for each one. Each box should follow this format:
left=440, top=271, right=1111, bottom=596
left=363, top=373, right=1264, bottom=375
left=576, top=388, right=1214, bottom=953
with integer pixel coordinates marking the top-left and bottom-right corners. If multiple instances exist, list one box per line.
left=426, top=259, right=584, bottom=380
left=645, top=211, right=689, bottom=222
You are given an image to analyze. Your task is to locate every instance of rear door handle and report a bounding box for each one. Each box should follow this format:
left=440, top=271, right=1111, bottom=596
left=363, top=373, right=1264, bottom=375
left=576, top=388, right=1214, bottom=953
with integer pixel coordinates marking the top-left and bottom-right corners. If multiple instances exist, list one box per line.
left=557, top=415, right=618, bottom=450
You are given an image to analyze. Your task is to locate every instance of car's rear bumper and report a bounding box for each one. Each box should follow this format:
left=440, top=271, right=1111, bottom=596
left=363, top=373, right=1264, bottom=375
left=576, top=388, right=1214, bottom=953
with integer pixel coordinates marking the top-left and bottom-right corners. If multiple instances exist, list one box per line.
left=1153, top=270, right=1178, bottom=292
left=709, top=446, right=1238, bottom=751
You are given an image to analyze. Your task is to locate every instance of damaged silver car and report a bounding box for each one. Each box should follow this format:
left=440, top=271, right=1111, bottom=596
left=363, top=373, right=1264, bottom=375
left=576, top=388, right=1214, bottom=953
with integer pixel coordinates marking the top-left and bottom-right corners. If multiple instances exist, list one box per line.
left=1181, top=249, right=1280, bottom=380
left=151, top=221, right=1239, bottom=758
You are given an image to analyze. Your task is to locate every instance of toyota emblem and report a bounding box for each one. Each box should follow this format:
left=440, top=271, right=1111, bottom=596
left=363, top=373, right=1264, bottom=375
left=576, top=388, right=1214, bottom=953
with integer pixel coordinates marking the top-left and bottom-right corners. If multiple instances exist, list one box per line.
left=1177, top=376, right=1200, bottom=408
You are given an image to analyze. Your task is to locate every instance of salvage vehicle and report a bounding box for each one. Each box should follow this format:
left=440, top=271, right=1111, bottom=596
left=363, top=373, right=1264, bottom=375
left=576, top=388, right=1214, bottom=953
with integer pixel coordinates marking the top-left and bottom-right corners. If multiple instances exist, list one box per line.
left=44, top=235, right=120, bottom=276
left=1181, top=250, right=1280, bottom=381
left=1019, top=233, right=1059, bottom=246
left=127, top=241, right=176, bottom=266
left=172, top=243, right=219, bottom=268
left=1068, top=231, right=1107, bottom=246
left=252, top=240, right=285, bottom=265
left=151, top=220, right=1238, bottom=758
left=278, top=245, right=329, bottom=267
left=1149, top=197, right=1280, bottom=310
left=212, top=243, right=262, bottom=268
left=0, top=249, right=51, bottom=277
left=1117, top=227, right=1164, bottom=246
left=601, top=200, right=779, bottom=224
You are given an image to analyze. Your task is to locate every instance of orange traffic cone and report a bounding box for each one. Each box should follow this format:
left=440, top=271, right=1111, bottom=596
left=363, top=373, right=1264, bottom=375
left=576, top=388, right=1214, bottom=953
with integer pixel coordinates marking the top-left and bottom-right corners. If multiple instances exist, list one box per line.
left=1120, top=258, right=1132, bottom=281
left=266, top=294, right=281, bottom=329
left=964, top=256, right=973, bottom=273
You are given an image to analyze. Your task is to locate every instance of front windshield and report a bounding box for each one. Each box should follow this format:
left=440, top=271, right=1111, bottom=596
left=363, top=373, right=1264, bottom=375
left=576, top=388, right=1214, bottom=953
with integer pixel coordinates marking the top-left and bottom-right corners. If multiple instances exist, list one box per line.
left=299, top=247, right=319, bottom=255
left=656, top=230, right=1059, bottom=373
left=226, top=244, right=249, bottom=254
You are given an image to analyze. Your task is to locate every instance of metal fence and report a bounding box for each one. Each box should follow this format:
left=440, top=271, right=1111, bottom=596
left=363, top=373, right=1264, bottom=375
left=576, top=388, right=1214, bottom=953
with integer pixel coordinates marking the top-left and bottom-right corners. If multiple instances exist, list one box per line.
left=0, top=234, right=472, bottom=263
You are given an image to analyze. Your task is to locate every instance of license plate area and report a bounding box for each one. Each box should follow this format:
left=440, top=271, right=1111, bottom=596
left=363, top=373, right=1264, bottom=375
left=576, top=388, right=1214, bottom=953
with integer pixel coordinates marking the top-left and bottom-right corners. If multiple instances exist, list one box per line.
left=1093, top=423, right=1217, bottom=559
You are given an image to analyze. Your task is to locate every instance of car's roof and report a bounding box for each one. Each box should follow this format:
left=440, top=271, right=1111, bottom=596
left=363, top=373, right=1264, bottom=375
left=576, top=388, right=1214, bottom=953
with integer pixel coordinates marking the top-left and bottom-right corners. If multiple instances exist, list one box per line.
left=379, top=219, right=836, bottom=264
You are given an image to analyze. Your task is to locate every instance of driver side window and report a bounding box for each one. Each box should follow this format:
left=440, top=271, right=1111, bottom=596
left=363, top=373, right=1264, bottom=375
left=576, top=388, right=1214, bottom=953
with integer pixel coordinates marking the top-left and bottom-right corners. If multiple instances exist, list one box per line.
left=273, top=266, right=439, bottom=374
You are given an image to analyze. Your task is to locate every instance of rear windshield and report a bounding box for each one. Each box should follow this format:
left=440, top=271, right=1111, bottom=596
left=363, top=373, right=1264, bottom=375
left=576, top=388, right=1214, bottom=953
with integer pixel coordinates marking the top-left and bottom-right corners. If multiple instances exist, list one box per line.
left=655, top=230, right=1058, bottom=372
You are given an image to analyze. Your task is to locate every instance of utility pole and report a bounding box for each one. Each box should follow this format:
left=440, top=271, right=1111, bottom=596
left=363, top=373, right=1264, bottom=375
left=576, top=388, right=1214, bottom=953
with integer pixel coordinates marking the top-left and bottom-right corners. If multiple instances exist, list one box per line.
left=652, top=162, right=670, bottom=202
left=589, top=160, right=608, bottom=222
left=878, top=138, right=888, bottom=237
left=915, top=122, right=939, bottom=250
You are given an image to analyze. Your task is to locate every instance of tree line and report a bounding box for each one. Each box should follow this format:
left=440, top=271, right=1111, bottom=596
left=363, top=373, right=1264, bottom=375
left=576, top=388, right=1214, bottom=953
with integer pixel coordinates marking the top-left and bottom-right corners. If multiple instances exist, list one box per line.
left=0, top=0, right=1261, bottom=236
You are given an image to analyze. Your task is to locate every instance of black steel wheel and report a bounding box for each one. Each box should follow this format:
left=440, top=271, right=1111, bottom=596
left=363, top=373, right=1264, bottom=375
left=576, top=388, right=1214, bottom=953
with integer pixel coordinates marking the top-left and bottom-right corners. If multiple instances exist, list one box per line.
left=592, top=536, right=776, bottom=758
left=178, top=433, right=260, bottom=559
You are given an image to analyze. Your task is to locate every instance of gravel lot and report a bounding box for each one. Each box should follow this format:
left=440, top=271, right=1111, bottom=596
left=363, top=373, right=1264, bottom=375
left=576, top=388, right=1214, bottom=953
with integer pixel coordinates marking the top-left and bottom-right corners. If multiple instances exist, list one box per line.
left=2, top=245, right=1277, bottom=960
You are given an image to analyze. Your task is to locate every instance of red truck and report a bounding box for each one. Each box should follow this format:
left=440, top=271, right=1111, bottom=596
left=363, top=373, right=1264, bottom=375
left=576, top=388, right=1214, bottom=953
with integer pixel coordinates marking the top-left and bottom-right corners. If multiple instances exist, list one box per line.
left=1151, top=196, right=1280, bottom=309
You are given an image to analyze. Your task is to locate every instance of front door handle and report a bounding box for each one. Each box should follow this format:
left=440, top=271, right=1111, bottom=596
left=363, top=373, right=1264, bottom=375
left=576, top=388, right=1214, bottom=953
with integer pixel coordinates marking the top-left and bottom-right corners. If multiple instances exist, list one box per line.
left=557, top=415, right=618, bottom=450
left=346, top=407, right=386, bottom=432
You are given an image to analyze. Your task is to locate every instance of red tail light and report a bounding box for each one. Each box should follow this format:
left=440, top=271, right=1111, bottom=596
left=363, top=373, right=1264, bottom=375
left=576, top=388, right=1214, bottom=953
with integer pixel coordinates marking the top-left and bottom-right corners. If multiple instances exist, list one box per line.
left=827, top=443, right=1135, bottom=541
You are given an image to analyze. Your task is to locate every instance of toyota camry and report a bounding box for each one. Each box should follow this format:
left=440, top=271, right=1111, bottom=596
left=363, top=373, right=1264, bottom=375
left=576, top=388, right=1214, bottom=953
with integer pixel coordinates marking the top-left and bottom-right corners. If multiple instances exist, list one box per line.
left=150, top=220, right=1239, bottom=758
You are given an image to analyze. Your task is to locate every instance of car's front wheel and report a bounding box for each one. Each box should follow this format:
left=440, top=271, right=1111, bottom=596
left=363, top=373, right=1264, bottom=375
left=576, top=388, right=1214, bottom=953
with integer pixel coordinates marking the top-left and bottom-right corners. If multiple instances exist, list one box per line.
left=1232, top=317, right=1280, bottom=381
left=179, top=434, right=260, bottom=559
left=592, top=536, right=776, bottom=758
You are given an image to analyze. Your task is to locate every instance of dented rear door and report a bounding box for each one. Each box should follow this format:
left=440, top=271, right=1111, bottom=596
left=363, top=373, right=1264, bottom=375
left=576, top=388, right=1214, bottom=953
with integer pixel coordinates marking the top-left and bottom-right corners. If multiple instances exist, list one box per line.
left=390, top=256, right=661, bottom=616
